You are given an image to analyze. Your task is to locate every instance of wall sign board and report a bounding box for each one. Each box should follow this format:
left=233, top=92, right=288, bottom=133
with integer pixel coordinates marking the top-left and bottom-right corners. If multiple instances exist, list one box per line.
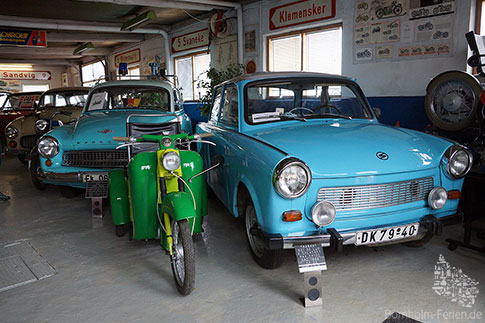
left=269, top=0, right=336, bottom=30
left=172, top=29, right=210, bottom=53
left=0, top=70, right=51, bottom=80
left=114, top=48, right=141, bottom=67
left=0, top=29, right=47, bottom=47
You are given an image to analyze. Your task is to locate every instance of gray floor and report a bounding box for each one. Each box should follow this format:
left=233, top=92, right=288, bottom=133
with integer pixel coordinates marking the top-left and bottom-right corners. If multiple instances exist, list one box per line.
left=0, top=155, right=484, bottom=323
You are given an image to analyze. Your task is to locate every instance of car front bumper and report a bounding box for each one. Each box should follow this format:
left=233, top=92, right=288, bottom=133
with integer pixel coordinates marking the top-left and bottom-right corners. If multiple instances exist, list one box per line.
left=37, top=169, right=107, bottom=183
left=261, top=213, right=463, bottom=251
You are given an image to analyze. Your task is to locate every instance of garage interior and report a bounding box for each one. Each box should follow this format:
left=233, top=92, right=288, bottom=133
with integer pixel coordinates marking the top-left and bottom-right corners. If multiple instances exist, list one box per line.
left=1, top=0, right=484, bottom=322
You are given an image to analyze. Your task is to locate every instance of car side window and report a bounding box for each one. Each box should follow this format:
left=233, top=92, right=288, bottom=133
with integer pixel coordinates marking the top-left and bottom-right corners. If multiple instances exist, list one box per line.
left=56, top=94, right=67, bottom=107
left=210, top=87, right=222, bottom=123
left=219, top=85, right=238, bottom=126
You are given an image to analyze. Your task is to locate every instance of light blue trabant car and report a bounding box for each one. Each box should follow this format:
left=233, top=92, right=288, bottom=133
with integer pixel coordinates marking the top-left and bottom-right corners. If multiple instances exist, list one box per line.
left=35, top=79, right=192, bottom=190
left=196, top=72, right=472, bottom=269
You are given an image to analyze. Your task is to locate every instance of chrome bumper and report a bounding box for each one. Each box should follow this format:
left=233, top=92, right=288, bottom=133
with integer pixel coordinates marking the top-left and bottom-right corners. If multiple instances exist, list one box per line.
left=263, top=213, right=462, bottom=251
left=38, top=169, right=102, bottom=183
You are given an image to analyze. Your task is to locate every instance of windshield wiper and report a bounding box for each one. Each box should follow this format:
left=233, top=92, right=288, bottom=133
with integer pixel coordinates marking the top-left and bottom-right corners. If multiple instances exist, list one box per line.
left=309, top=113, right=352, bottom=120
left=280, top=115, right=307, bottom=122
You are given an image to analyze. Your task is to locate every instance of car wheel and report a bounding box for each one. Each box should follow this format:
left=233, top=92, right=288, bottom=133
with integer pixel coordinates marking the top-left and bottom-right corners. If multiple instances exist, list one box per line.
left=244, top=200, right=283, bottom=269
left=425, top=71, right=482, bottom=131
left=30, top=156, right=47, bottom=190
left=17, top=154, right=28, bottom=165
left=401, top=230, right=434, bottom=248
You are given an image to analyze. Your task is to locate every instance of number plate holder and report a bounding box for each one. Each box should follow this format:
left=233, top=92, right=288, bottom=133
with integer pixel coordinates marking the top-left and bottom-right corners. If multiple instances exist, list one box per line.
left=355, top=223, right=420, bottom=246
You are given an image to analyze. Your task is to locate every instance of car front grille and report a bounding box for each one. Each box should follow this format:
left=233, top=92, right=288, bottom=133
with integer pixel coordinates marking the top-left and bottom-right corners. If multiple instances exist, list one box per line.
left=62, top=150, right=128, bottom=168
left=316, top=177, right=434, bottom=211
left=20, top=135, right=38, bottom=149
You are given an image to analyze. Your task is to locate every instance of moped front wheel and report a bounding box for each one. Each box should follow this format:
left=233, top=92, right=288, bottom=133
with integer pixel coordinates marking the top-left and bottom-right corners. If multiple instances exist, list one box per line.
left=170, top=219, right=195, bottom=296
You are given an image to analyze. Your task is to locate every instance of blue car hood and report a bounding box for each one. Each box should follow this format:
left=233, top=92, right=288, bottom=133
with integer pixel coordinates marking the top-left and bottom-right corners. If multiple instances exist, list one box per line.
left=70, top=110, right=177, bottom=148
left=249, top=120, right=452, bottom=178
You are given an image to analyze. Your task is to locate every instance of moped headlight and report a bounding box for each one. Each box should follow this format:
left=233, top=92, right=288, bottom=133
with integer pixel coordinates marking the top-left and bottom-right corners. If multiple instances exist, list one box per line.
left=273, top=158, right=311, bottom=199
left=445, top=146, right=472, bottom=179
left=162, top=151, right=181, bottom=171
left=5, top=126, right=18, bottom=139
left=428, top=187, right=447, bottom=210
left=36, top=119, right=48, bottom=132
left=37, top=136, right=59, bottom=158
left=311, top=201, right=336, bottom=226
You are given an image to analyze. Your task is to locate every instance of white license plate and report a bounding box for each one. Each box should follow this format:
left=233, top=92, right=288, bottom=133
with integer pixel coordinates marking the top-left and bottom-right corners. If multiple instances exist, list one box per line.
left=355, top=223, right=419, bottom=246
left=83, top=173, right=109, bottom=182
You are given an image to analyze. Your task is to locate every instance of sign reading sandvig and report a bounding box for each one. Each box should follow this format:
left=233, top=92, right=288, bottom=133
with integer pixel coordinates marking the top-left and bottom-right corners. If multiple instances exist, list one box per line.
left=114, top=48, right=141, bottom=67
left=1, top=70, right=51, bottom=80
left=172, top=29, right=210, bottom=53
left=269, top=0, right=336, bottom=30
left=0, top=28, right=47, bottom=47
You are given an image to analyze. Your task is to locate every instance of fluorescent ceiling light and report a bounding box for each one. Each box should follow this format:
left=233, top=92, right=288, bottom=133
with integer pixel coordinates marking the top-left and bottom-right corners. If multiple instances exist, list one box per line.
left=0, top=64, right=33, bottom=70
left=121, top=10, right=156, bottom=31
left=73, top=42, right=94, bottom=55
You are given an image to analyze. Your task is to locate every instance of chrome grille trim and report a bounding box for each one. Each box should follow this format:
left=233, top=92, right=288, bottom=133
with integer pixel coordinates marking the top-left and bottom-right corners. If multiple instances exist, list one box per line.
left=63, top=150, right=128, bottom=168
left=316, top=177, right=434, bottom=211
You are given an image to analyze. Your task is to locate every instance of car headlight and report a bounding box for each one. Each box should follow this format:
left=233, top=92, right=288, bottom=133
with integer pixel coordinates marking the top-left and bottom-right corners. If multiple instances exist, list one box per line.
left=37, top=136, right=59, bottom=158
left=445, top=145, right=473, bottom=179
left=428, top=187, right=447, bottom=210
left=5, top=126, right=18, bottom=139
left=311, top=201, right=336, bottom=226
left=36, top=119, right=48, bottom=132
left=273, top=158, right=311, bottom=199
left=162, top=151, right=181, bottom=171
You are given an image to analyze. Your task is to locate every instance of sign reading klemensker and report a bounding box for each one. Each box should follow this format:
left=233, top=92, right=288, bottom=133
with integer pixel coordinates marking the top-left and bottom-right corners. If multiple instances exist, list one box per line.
left=172, top=29, right=210, bottom=53
left=269, top=0, right=336, bottom=30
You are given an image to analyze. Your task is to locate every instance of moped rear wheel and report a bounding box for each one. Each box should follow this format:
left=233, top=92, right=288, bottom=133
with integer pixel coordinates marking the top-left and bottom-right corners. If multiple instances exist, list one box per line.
left=170, top=219, right=195, bottom=296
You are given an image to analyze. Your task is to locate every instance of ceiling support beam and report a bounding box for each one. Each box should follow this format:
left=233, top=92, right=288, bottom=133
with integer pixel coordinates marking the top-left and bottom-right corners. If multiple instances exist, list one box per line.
left=47, top=32, right=144, bottom=43
left=72, top=0, right=228, bottom=11
left=0, top=59, right=79, bottom=66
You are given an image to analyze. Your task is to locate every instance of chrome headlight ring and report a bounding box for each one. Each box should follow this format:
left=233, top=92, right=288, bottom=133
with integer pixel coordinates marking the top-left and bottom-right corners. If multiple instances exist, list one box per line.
left=162, top=151, right=181, bottom=171
left=36, top=119, right=49, bottom=132
left=5, top=126, right=18, bottom=139
left=444, top=145, right=473, bottom=179
left=37, top=136, right=59, bottom=158
left=273, top=157, right=312, bottom=199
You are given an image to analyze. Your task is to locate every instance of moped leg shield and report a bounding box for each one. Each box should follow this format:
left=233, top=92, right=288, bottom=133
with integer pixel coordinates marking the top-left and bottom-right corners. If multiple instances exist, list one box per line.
left=180, top=150, right=207, bottom=224
left=109, top=168, right=129, bottom=226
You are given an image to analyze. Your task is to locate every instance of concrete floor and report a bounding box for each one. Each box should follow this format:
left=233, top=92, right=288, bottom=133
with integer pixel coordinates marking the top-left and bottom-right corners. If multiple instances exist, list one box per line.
left=0, top=155, right=484, bottom=323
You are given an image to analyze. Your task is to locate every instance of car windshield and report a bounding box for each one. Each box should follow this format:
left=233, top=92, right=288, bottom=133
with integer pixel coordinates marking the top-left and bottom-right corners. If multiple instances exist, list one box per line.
left=39, top=92, right=88, bottom=109
left=245, top=78, right=372, bottom=124
left=85, top=86, right=171, bottom=112
left=1, top=93, right=41, bottom=110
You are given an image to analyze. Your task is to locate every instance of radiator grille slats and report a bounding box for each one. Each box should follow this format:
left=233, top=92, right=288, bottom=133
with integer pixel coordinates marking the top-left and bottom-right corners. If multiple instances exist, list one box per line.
left=63, top=150, right=128, bottom=168
left=20, top=135, right=38, bottom=149
left=316, top=177, right=434, bottom=211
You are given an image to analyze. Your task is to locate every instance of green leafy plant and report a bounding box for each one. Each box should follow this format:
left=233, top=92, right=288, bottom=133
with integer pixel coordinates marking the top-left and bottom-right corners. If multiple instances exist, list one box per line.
left=197, top=65, right=243, bottom=116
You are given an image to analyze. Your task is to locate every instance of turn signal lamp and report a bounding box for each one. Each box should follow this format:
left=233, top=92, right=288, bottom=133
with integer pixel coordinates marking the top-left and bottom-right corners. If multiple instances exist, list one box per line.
left=283, top=210, right=302, bottom=222
left=8, top=141, right=16, bottom=148
left=447, top=190, right=462, bottom=200
left=45, top=159, right=53, bottom=167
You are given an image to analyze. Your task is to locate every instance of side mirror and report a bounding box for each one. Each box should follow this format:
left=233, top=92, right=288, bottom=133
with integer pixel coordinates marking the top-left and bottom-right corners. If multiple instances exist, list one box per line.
left=373, top=107, right=381, bottom=119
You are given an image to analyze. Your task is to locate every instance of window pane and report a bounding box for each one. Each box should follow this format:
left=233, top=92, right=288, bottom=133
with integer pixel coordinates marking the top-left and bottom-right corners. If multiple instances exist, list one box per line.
left=55, top=94, right=67, bottom=106
left=220, top=86, right=238, bottom=125
left=176, top=57, right=194, bottom=101
left=82, top=61, right=105, bottom=85
left=304, top=27, right=342, bottom=74
left=270, top=35, right=301, bottom=71
left=193, top=53, right=210, bottom=100
left=210, top=87, right=222, bottom=122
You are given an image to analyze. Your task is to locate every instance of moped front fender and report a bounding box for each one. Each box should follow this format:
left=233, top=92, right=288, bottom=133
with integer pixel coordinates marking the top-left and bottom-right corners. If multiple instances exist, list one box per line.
left=161, top=191, right=197, bottom=223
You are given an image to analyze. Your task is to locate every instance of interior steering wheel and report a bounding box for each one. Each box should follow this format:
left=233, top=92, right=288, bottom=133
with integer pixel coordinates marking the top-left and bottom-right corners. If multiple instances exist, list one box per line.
left=321, top=104, right=342, bottom=114
left=287, top=107, right=314, bottom=115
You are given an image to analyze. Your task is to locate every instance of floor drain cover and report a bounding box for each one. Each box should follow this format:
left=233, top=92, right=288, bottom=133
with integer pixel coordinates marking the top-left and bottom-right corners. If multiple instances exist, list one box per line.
left=0, top=256, right=37, bottom=292
left=0, top=240, right=56, bottom=292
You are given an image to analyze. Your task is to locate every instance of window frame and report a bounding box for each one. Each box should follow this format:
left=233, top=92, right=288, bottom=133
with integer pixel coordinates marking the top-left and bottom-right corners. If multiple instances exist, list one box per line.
left=81, top=59, right=106, bottom=87
left=267, top=23, right=342, bottom=72
left=219, top=83, right=239, bottom=128
left=174, top=51, right=210, bottom=101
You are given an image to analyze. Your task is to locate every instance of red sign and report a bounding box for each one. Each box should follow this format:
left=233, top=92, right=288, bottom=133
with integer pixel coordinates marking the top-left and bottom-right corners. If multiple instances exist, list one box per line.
left=269, top=0, right=336, bottom=30
left=114, top=48, right=141, bottom=67
left=0, top=70, right=51, bottom=81
left=172, top=29, right=210, bottom=53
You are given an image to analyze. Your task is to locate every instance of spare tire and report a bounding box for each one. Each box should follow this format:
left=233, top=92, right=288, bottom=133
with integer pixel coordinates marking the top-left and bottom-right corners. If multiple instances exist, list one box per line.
left=425, top=70, right=482, bottom=131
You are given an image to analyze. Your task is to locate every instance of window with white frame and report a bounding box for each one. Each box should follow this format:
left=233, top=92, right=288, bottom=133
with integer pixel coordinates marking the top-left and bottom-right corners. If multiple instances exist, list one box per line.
left=82, top=60, right=106, bottom=87
left=268, top=24, right=342, bottom=75
left=175, top=52, right=210, bottom=101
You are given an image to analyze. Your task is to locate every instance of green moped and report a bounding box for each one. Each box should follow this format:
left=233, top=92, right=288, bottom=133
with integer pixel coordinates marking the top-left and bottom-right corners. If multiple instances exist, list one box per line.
left=109, top=132, right=216, bottom=295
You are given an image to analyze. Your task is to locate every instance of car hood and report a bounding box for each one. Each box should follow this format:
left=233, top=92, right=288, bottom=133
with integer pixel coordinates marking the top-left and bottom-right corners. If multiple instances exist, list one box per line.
left=248, top=120, right=452, bottom=178
left=68, top=110, right=177, bottom=148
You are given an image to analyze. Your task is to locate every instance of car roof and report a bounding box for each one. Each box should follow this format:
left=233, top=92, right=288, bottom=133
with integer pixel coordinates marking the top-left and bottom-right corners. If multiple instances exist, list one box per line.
left=91, top=79, right=173, bottom=90
left=43, top=87, right=90, bottom=94
left=8, top=91, right=43, bottom=96
left=219, top=71, right=357, bottom=87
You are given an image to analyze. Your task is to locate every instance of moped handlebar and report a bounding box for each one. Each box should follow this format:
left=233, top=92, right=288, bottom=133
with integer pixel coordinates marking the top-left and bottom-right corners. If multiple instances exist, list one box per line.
left=113, top=136, right=130, bottom=142
left=197, top=132, right=214, bottom=138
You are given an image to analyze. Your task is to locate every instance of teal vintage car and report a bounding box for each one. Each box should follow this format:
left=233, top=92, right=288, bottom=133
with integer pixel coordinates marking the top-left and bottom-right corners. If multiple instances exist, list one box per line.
left=196, top=72, right=472, bottom=269
left=34, top=79, right=192, bottom=191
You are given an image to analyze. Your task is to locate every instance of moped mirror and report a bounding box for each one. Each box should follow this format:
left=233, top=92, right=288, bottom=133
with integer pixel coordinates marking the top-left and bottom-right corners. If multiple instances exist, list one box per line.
left=373, top=107, right=381, bottom=119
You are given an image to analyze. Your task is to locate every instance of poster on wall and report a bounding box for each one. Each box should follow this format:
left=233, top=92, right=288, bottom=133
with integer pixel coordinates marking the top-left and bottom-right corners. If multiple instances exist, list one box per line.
left=352, top=0, right=455, bottom=63
left=0, top=29, right=47, bottom=47
left=269, top=0, right=336, bottom=30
